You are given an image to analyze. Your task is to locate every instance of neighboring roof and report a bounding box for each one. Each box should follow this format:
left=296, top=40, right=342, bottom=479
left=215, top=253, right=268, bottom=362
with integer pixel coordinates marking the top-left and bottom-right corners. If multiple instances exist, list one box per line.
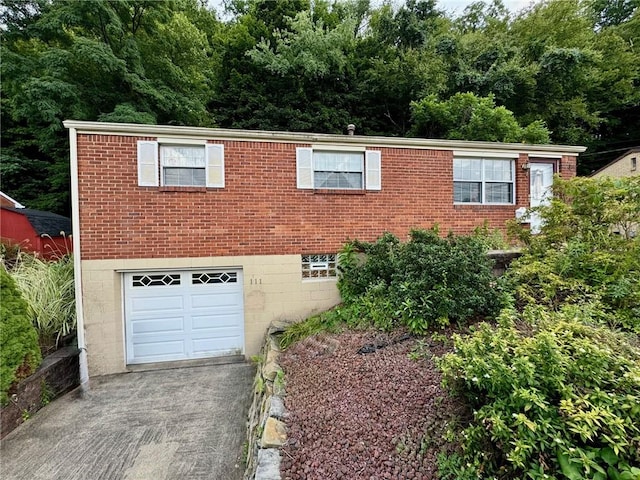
left=63, top=121, right=587, bottom=156
left=0, top=191, right=25, bottom=209
left=1, top=207, right=72, bottom=237
left=589, top=147, right=640, bottom=177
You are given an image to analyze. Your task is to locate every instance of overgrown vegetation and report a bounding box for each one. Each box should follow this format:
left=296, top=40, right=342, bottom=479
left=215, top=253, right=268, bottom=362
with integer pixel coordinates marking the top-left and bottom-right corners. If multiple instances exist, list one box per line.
left=0, top=268, right=42, bottom=405
left=281, top=227, right=502, bottom=348
left=338, top=228, right=503, bottom=333
left=439, top=306, right=640, bottom=479
left=2, top=252, right=76, bottom=353
left=507, top=176, right=640, bottom=333
left=439, top=176, right=640, bottom=479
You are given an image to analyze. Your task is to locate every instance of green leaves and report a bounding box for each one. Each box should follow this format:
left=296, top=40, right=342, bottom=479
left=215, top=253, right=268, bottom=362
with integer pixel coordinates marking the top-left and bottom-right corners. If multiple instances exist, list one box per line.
left=0, top=267, right=42, bottom=405
left=410, top=92, right=550, bottom=143
left=337, top=228, right=502, bottom=333
left=248, top=11, right=355, bottom=79
left=439, top=176, right=640, bottom=479
left=439, top=310, right=640, bottom=479
left=507, top=176, right=640, bottom=333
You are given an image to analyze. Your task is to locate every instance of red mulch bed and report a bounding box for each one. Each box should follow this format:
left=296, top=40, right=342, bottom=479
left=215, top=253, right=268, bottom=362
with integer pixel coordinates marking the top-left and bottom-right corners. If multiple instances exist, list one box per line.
left=279, top=329, right=469, bottom=480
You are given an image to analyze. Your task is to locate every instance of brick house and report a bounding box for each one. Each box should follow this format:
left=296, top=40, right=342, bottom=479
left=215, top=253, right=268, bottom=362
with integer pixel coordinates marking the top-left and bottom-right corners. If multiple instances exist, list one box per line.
left=64, top=121, right=585, bottom=379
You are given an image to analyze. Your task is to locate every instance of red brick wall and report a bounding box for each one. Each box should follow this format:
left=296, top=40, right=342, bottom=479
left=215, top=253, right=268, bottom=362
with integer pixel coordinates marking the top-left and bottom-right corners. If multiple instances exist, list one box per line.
left=76, top=134, right=577, bottom=260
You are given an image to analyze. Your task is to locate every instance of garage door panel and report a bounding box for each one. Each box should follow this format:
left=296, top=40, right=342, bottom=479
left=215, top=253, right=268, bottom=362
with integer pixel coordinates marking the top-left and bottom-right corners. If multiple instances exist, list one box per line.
left=130, top=295, right=184, bottom=313
left=190, top=323, right=242, bottom=336
left=192, top=337, right=243, bottom=355
left=131, top=317, right=184, bottom=334
left=191, top=314, right=242, bottom=330
left=132, top=340, right=186, bottom=359
left=125, top=270, right=244, bottom=365
left=190, top=291, right=242, bottom=309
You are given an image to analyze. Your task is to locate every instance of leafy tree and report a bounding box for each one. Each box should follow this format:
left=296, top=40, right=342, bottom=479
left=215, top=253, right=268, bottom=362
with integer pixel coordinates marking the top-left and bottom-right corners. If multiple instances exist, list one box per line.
left=410, top=92, right=550, bottom=143
left=1, top=0, right=219, bottom=214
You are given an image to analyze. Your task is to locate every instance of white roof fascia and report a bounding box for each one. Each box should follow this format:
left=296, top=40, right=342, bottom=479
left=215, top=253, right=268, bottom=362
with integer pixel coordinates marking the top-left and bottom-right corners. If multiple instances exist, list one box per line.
left=0, top=191, right=25, bottom=208
left=62, top=120, right=588, bottom=156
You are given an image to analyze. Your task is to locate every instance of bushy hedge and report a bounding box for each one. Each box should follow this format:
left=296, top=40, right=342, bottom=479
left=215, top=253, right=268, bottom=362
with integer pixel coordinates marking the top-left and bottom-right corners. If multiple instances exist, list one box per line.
left=337, top=228, right=503, bottom=333
left=438, top=306, right=640, bottom=480
left=506, top=176, right=640, bottom=333
left=0, top=268, right=42, bottom=405
left=438, top=177, right=640, bottom=479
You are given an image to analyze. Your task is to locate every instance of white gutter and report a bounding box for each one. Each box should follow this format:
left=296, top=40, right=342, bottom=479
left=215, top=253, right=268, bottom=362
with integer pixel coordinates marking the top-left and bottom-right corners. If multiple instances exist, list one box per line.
left=68, top=127, right=89, bottom=388
left=62, top=120, right=587, bottom=156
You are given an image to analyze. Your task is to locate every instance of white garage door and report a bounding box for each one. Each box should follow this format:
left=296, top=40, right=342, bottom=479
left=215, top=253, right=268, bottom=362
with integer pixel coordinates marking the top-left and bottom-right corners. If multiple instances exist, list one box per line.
left=124, top=270, right=244, bottom=365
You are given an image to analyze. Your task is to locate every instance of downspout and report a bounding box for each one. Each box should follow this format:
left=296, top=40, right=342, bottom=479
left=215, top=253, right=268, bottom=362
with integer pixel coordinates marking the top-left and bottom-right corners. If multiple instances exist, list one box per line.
left=68, top=126, right=89, bottom=388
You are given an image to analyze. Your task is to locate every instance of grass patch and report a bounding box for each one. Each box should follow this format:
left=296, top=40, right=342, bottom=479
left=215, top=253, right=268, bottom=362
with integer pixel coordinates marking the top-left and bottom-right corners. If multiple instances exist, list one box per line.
left=279, top=309, right=344, bottom=350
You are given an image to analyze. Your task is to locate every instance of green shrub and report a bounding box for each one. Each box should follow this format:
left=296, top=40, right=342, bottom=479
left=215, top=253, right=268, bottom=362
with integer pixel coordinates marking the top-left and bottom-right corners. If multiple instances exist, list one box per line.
left=337, top=232, right=400, bottom=303
left=507, top=176, right=640, bottom=333
left=338, top=228, right=503, bottom=333
left=8, top=253, right=76, bottom=349
left=0, top=268, right=42, bottom=405
left=438, top=305, right=640, bottom=479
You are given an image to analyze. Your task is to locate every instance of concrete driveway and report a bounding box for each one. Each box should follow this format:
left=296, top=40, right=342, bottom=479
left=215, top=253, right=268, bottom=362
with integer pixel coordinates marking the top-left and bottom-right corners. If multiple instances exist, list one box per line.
left=0, top=362, right=255, bottom=480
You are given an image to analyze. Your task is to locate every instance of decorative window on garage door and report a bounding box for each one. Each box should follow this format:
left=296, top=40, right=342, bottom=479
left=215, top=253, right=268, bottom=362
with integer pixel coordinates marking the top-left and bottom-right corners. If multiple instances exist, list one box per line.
left=192, top=272, right=238, bottom=284
left=132, top=274, right=181, bottom=287
left=302, top=254, right=337, bottom=279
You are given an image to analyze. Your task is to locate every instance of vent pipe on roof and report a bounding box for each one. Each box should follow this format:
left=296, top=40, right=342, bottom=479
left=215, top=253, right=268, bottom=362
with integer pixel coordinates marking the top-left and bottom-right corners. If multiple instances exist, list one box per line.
left=347, top=124, right=356, bottom=135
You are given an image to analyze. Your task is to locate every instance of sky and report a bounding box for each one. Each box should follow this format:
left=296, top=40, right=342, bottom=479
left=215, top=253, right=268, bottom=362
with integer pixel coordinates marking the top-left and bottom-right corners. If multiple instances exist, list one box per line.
left=211, top=0, right=540, bottom=17
left=437, top=0, right=535, bottom=14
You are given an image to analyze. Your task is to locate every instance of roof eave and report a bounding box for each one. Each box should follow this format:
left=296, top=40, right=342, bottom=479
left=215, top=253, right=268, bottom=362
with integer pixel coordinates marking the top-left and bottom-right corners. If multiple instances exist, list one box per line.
left=63, top=120, right=587, bottom=155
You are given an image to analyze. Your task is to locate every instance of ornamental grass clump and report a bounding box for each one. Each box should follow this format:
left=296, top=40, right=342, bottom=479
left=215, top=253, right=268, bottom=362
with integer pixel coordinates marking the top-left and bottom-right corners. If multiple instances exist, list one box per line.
left=0, top=268, right=42, bottom=405
left=8, top=253, right=76, bottom=351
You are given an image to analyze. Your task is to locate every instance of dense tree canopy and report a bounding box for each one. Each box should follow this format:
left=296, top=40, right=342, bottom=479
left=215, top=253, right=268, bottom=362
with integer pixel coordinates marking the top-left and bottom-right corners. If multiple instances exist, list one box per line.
left=1, top=0, right=638, bottom=214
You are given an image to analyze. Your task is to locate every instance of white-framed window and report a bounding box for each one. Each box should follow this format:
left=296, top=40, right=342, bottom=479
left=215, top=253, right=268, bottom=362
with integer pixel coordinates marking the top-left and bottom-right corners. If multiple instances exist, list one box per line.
left=161, top=145, right=205, bottom=186
left=313, top=151, right=364, bottom=189
left=302, top=254, right=337, bottom=279
left=137, top=140, right=224, bottom=188
left=453, top=157, right=515, bottom=204
left=296, top=148, right=381, bottom=191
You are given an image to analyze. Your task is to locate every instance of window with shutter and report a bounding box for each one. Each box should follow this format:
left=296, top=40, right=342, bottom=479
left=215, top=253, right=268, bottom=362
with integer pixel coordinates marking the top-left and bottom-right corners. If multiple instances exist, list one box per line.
left=296, top=148, right=382, bottom=191
left=136, top=141, right=225, bottom=188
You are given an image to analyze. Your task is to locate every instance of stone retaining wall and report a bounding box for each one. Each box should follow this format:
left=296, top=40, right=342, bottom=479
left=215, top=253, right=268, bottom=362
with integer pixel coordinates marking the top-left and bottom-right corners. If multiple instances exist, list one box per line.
left=244, top=322, right=289, bottom=480
left=1, top=346, right=80, bottom=438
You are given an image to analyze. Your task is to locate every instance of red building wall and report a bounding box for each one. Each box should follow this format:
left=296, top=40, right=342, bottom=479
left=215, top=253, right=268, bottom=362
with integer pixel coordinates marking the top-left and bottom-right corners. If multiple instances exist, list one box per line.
left=0, top=209, right=72, bottom=259
left=76, top=134, right=577, bottom=260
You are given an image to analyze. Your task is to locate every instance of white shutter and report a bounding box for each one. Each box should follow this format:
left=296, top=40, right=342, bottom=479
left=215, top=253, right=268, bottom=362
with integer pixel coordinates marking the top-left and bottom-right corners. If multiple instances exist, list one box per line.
left=137, top=141, right=158, bottom=187
left=365, top=150, right=381, bottom=190
left=206, top=144, right=225, bottom=188
left=296, top=147, right=313, bottom=189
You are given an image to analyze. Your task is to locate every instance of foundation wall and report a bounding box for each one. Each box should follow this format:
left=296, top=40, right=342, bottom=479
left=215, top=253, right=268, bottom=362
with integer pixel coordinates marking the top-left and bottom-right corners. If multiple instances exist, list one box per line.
left=81, top=255, right=340, bottom=376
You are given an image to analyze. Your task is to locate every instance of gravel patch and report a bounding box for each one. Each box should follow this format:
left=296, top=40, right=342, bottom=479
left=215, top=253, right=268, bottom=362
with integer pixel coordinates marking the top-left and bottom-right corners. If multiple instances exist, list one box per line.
left=279, top=330, right=467, bottom=480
